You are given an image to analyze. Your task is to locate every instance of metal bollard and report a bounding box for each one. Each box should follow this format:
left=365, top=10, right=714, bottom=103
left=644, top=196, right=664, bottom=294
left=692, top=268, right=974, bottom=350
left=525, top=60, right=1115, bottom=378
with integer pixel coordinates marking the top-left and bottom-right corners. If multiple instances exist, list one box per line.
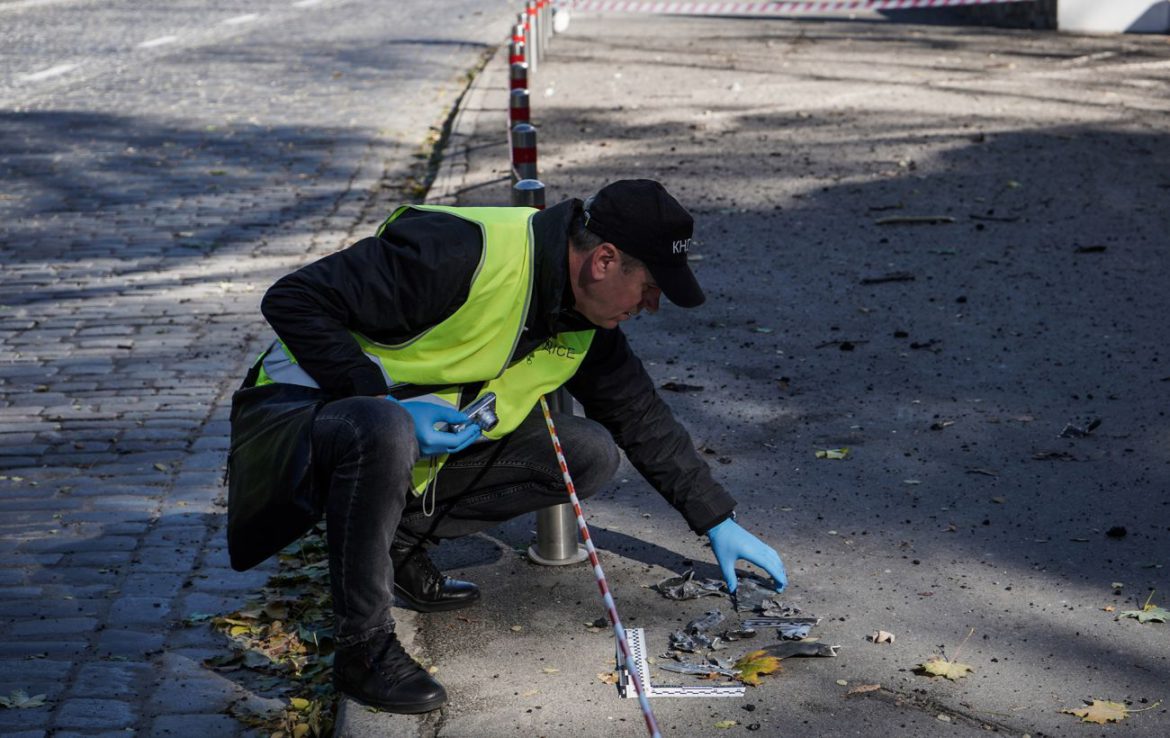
left=519, top=11, right=536, bottom=76
left=509, top=87, right=530, bottom=126
left=512, top=178, right=546, bottom=209
left=510, top=122, right=537, bottom=183
left=527, top=388, right=588, bottom=566
left=541, top=0, right=552, bottom=50
left=510, top=61, right=528, bottom=92
left=508, top=38, right=526, bottom=66
left=526, top=0, right=541, bottom=66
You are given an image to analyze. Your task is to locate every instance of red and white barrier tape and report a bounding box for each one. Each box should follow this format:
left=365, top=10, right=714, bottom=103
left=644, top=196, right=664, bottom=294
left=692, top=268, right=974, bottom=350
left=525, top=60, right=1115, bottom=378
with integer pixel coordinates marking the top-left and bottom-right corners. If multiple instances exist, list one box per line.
left=565, top=0, right=1033, bottom=14
left=538, top=396, right=662, bottom=738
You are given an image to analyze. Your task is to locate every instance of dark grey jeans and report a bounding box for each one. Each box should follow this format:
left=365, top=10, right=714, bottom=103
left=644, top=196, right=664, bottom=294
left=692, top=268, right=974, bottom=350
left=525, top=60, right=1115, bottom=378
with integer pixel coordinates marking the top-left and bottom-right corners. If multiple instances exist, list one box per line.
left=311, top=397, right=620, bottom=647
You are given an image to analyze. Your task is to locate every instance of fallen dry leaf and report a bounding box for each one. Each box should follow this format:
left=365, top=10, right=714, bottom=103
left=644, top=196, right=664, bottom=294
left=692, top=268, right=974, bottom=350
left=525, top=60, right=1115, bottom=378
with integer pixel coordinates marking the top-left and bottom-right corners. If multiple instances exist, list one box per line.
left=870, top=630, right=895, bottom=644
left=1117, top=600, right=1169, bottom=624
left=734, top=650, right=782, bottom=686
left=1062, top=699, right=1129, bottom=725
left=918, top=657, right=972, bottom=681
left=0, top=689, right=47, bottom=709
left=847, top=683, right=881, bottom=695
left=597, top=671, right=619, bottom=686
left=815, top=448, right=850, bottom=460
left=714, top=720, right=738, bottom=729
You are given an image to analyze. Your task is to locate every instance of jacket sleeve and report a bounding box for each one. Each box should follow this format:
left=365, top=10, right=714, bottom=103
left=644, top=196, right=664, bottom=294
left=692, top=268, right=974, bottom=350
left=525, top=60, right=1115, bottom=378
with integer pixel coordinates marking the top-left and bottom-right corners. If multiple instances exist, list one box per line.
left=566, top=328, right=736, bottom=534
left=260, top=214, right=481, bottom=397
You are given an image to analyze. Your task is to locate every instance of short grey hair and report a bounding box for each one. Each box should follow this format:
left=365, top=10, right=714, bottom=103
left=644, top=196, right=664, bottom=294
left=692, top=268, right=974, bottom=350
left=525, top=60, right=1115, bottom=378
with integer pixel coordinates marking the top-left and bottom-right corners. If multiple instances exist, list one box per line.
left=570, top=199, right=646, bottom=274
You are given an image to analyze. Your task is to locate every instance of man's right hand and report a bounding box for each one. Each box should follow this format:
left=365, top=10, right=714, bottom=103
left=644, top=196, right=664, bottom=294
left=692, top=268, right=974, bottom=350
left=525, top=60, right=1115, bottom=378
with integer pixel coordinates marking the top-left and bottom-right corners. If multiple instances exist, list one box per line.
left=388, top=398, right=481, bottom=457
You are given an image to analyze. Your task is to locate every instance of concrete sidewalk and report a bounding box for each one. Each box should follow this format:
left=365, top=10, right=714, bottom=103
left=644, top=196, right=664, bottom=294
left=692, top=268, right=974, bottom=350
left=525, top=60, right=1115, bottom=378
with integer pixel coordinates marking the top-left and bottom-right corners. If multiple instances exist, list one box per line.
left=342, top=9, right=1170, bottom=738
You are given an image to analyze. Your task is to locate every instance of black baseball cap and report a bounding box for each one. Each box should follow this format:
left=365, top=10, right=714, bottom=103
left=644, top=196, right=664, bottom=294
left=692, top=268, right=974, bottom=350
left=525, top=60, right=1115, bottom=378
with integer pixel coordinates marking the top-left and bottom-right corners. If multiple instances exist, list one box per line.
left=582, top=179, right=705, bottom=308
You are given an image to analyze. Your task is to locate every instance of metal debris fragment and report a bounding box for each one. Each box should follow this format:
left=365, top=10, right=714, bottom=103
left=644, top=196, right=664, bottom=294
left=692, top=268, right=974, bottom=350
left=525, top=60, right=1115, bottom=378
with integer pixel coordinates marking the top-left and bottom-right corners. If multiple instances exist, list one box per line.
left=654, top=570, right=725, bottom=601
left=1059, top=418, right=1101, bottom=438
left=761, top=642, right=839, bottom=658
left=659, top=661, right=739, bottom=678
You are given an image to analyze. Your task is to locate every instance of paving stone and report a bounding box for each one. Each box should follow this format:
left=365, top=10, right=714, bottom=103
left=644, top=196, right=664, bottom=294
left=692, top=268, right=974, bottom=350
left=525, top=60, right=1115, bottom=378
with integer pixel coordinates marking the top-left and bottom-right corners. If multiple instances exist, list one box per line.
left=53, top=698, right=138, bottom=730
left=0, top=597, right=98, bottom=618
left=108, top=596, right=171, bottom=626
left=0, top=673, right=69, bottom=701
left=94, top=628, right=167, bottom=658
left=146, top=670, right=239, bottom=714
left=0, top=709, right=51, bottom=732
left=132, top=545, right=200, bottom=574
left=0, top=639, right=88, bottom=658
left=177, top=592, right=250, bottom=619
left=62, top=550, right=135, bottom=568
left=189, top=567, right=270, bottom=593
left=120, top=572, right=185, bottom=598
left=9, top=616, right=99, bottom=637
left=147, top=713, right=242, bottom=737
left=0, top=658, right=73, bottom=682
left=0, top=568, right=29, bottom=586
left=140, top=525, right=206, bottom=549
left=71, top=661, right=151, bottom=699
left=29, top=567, right=119, bottom=586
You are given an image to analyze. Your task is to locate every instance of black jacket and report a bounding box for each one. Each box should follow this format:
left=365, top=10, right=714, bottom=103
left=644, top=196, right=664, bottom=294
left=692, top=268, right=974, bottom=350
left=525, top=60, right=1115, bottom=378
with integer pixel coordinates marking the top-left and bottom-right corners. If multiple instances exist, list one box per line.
left=258, top=200, right=735, bottom=534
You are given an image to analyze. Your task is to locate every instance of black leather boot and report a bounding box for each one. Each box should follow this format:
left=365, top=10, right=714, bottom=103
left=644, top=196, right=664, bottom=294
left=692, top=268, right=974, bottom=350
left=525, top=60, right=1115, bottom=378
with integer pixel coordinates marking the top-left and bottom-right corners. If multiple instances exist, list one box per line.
left=391, top=543, right=481, bottom=613
left=333, top=630, right=447, bottom=713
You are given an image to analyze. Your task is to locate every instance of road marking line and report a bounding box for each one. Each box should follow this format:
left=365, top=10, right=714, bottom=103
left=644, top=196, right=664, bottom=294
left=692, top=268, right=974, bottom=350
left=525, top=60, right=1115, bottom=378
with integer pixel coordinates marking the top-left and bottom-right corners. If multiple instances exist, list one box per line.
left=18, top=63, right=78, bottom=82
left=138, top=35, right=179, bottom=49
left=0, top=0, right=80, bottom=12
left=222, top=13, right=260, bottom=25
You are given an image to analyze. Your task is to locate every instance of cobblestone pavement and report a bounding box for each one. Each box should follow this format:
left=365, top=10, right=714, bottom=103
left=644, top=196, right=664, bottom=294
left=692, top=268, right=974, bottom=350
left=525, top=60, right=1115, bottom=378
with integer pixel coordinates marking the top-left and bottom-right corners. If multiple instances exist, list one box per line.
left=0, top=0, right=509, bottom=734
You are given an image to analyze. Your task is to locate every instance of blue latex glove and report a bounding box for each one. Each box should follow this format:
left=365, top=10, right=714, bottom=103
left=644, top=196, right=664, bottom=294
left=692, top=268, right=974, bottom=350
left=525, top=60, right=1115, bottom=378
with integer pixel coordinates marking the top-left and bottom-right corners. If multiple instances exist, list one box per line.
left=391, top=399, right=482, bottom=458
left=706, top=518, right=788, bottom=594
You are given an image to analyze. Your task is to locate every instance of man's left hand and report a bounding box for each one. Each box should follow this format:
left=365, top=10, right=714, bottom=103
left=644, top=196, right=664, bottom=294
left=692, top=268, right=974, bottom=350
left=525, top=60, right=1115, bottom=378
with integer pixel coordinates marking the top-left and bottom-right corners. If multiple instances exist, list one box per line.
left=706, top=518, right=787, bottom=594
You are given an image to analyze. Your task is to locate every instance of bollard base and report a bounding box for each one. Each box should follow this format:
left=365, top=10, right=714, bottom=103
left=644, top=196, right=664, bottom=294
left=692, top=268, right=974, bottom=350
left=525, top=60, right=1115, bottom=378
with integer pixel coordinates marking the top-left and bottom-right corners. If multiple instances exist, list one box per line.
left=527, top=544, right=589, bottom=566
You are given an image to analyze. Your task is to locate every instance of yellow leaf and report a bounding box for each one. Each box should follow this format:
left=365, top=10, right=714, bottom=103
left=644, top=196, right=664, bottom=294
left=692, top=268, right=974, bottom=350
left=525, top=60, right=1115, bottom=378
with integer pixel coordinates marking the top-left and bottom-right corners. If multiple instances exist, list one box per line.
left=734, top=650, right=782, bottom=686
left=714, top=720, right=737, bottom=729
left=292, top=724, right=311, bottom=738
left=289, top=697, right=311, bottom=711
left=1062, top=699, right=1129, bottom=725
left=597, top=671, right=619, bottom=685
left=229, top=625, right=250, bottom=637
left=918, top=657, right=972, bottom=680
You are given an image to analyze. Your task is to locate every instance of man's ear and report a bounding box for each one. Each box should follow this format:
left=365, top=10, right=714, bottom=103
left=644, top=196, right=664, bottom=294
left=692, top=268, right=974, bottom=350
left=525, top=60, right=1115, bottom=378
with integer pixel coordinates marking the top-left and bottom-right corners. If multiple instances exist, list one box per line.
left=591, top=242, right=619, bottom=278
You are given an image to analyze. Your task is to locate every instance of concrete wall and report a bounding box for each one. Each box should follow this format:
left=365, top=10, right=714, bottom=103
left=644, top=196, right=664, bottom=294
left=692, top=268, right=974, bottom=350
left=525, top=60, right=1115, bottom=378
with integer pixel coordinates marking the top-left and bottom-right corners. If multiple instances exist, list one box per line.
left=1058, top=0, right=1170, bottom=33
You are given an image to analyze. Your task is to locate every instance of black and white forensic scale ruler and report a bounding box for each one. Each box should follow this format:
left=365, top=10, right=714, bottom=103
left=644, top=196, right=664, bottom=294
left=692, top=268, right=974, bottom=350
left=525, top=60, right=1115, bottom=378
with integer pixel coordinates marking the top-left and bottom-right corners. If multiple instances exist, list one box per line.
left=617, top=627, right=746, bottom=699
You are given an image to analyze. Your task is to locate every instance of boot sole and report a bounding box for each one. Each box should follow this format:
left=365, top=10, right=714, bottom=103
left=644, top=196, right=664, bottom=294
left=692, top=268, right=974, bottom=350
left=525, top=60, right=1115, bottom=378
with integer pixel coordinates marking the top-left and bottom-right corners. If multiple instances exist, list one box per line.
left=392, top=584, right=481, bottom=613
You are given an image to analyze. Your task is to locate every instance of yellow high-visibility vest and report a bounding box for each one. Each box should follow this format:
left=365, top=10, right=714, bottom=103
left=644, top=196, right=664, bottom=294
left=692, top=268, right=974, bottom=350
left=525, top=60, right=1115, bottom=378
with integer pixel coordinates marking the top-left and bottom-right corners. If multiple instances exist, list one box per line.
left=255, top=204, right=594, bottom=493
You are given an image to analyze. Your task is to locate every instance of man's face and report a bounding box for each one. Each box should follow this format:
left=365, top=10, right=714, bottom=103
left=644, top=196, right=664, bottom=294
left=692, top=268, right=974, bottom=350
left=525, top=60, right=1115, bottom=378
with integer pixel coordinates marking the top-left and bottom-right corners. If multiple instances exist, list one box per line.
left=574, top=246, right=662, bottom=329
